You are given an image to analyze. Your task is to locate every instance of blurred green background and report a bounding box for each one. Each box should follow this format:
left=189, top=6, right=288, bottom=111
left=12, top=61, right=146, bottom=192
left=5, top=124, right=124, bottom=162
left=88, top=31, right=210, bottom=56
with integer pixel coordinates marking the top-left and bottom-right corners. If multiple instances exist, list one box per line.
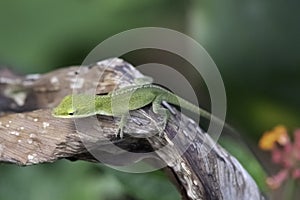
left=0, top=0, right=299, bottom=199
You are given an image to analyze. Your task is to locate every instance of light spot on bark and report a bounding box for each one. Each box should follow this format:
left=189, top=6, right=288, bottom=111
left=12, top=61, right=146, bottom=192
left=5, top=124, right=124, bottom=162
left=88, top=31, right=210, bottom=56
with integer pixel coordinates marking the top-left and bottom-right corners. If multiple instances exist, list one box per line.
left=70, top=78, right=84, bottom=89
left=50, top=76, right=59, bottom=84
left=193, top=180, right=198, bottom=186
left=42, top=122, right=50, bottom=129
left=50, top=76, right=60, bottom=90
left=181, top=162, right=191, bottom=175
left=27, top=153, right=38, bottom=163
left=27, top=139, right=33, bottom=144
left=10, top=131, right=20, bottom=136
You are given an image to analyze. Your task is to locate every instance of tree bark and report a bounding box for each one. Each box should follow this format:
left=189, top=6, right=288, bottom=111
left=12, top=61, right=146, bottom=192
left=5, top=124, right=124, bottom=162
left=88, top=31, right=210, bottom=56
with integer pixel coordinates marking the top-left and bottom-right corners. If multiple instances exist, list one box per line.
left=0, top=58, right=265, bottom=200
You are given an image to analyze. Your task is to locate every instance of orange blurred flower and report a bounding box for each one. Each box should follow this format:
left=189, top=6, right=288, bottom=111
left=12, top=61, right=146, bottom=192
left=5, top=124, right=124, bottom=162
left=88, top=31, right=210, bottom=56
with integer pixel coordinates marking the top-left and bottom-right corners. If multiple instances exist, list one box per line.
left=259, top=126, right=300, bottom=190
left=258, top=125, right=290, bottom=150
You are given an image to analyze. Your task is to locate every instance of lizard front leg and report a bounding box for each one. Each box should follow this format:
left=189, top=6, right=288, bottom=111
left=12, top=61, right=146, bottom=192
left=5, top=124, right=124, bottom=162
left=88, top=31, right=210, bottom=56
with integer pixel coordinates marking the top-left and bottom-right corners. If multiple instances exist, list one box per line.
left=116, top=114, right=128, bottom=138
left=152, top=94, right=170, bottom=136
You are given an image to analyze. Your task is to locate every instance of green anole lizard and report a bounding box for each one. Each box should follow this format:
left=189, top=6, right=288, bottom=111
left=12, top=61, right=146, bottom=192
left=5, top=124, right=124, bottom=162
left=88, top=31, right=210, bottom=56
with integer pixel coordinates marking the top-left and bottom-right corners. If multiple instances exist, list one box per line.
left=52, top=78, right=229, bottom=138
left=52, top=77, right=269, bottom=176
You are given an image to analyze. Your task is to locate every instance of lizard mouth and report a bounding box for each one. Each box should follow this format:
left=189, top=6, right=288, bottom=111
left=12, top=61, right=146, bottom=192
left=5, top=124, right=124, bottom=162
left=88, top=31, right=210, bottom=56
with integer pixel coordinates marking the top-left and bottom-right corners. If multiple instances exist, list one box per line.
left=51, top=112, right=73, bottom=118
left=52, top=111, right=96, bottom=119
left=51, top=109, right=74, bottom=118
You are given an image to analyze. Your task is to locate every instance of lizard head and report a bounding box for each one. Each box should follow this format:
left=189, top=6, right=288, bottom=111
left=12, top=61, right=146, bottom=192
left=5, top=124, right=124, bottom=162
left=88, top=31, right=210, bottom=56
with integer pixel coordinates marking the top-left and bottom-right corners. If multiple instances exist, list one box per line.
left=52, top=94, right=96, bottom=118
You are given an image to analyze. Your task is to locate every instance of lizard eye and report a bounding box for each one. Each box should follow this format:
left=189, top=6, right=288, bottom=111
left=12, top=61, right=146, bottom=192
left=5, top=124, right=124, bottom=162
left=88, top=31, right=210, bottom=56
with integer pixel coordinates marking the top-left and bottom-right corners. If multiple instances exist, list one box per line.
left=67, top=108, right=76, bottom=116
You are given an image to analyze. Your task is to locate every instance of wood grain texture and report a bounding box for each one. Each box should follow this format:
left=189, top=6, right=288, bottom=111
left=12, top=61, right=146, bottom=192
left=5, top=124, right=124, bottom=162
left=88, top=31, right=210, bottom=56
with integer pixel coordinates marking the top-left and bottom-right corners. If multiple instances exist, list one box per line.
left=0, top=58, right=265, bottom=200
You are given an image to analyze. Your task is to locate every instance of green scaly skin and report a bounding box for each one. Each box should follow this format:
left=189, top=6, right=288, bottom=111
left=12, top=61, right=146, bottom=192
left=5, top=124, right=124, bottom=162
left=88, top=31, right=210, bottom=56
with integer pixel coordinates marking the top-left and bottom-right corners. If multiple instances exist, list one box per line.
left=52, top=84, right=226, bottom=138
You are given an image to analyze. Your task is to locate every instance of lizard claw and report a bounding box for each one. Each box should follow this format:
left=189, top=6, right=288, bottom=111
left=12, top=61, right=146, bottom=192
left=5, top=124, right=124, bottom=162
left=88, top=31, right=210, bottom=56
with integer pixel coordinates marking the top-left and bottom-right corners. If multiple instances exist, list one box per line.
left=116, top=127, right=124, bottom=138
left=115, top=121, right=124, bottom=138
left=115, top=114, right=128, bottom=138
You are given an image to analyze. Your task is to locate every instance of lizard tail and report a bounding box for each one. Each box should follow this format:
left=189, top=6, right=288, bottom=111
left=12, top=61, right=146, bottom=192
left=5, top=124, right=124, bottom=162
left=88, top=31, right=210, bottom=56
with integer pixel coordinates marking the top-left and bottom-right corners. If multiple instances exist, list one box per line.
left=162, top=92, right=242, bottom=136
left=163, top=92, right=223, bottom=125
left=164, top=92, right=241, bottom=140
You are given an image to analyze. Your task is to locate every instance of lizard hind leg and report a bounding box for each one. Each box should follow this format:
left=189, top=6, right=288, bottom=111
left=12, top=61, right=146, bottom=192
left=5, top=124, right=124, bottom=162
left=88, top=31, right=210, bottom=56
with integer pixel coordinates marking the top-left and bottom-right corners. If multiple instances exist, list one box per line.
left=152, top=95, right=170, bottom=136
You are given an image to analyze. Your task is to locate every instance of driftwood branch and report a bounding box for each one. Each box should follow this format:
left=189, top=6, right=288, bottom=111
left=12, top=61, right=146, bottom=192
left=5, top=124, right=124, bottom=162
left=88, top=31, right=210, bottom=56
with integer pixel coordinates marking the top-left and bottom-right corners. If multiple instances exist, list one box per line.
left=0, top=58, right=264, bottom=200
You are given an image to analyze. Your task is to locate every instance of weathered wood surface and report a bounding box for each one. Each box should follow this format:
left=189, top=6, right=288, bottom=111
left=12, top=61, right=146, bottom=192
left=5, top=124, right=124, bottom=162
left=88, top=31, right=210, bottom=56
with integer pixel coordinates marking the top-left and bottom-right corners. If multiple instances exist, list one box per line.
left=0, top=58, right=264, bottom=200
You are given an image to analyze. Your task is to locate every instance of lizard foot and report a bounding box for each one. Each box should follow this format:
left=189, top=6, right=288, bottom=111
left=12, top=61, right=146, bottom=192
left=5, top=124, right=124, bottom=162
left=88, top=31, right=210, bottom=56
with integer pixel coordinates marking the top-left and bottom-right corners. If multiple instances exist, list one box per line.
left=116, top=114, right=128, bottom=138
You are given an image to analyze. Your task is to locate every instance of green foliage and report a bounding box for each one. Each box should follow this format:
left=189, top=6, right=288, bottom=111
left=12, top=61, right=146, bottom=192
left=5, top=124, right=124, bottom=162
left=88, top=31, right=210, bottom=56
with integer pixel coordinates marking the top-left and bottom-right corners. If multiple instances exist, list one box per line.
left=0, top=161, right=179, bottom=200
left=0, top=0, right=186, bottom=73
